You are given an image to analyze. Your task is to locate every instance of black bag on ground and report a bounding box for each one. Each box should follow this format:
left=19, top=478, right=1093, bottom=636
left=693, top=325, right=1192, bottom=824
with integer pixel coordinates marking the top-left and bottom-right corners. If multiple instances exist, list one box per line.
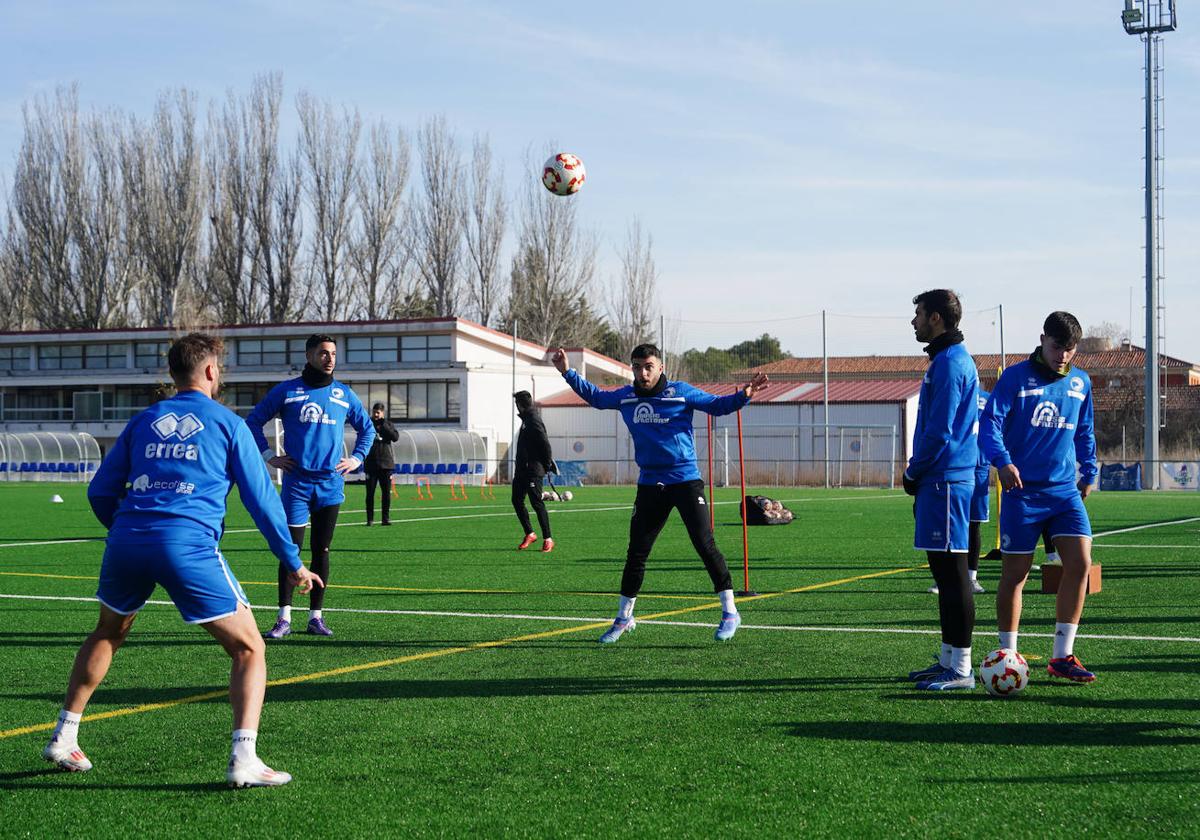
left=742, top=495, right=794, bottom=526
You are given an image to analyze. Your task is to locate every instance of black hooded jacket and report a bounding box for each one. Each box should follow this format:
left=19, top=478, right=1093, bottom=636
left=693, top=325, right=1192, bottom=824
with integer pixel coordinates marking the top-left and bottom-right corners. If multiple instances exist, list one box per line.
left=514, top=404, right=554, bottom=477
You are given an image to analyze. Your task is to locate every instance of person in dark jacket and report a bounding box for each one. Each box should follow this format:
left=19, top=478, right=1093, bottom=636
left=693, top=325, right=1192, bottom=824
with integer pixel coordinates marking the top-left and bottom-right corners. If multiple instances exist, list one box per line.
left=512, top=391, right=555, bottom=552
left=364, top=402, right=399, bottom=526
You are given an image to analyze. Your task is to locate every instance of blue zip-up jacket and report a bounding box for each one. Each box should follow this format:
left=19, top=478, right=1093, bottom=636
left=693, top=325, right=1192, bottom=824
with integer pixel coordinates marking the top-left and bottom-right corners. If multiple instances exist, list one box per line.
left=246, top=377, right=374, bottom=478
left=906, top=342, right=979, bottom=485
left=87, top=390, right=302, bottom=571
left=980, top=357, right=1098, bottom=490
left=976, top=388, right=991, bottom=472
left=563, top=369, right=749, bottom=484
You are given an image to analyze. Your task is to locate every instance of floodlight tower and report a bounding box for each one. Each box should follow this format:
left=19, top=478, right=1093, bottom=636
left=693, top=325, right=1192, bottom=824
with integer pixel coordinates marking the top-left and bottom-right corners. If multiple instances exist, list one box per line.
left=1122, top=0, right=1176, bottom=489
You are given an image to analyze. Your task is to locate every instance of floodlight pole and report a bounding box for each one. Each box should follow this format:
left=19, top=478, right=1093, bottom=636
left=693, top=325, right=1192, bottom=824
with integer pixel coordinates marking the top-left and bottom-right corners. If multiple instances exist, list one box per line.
left=1123, top=0, right=1176, bottom=489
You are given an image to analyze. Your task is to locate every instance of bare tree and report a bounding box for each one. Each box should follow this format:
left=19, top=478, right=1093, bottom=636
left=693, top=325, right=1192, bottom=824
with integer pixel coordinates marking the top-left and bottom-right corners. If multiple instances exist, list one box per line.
left=461, top=135, right=506, bottom=327
left=1078, top=320, right=1127, bottom=353
left=202, top=88, right=258, bottom=324
left=348, top=120, right=409, bottom=319
left=297, top=91, right=360, bottom=321
left=504, top=161, right=599, bottom=348
left=411, top=116, right=464, bottom=317
left=123, top=88, right=203, bottom=326
left=609, top=218, right=659, bottom=352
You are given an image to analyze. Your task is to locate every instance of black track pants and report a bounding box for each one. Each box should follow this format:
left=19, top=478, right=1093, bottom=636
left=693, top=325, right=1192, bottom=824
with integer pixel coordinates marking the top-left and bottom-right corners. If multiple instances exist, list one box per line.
left=512, top=472, right=551, bottom=538
left=621, top=480, right=732, bottom=598
left=278, top=504, right=340, bottom=610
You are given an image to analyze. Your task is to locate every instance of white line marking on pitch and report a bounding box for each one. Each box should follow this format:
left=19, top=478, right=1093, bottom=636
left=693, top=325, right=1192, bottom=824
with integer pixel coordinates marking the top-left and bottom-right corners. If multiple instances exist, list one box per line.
left=1092, top=517, right=1200, bottom=537
left=3, top=593, right=1197, bottom=645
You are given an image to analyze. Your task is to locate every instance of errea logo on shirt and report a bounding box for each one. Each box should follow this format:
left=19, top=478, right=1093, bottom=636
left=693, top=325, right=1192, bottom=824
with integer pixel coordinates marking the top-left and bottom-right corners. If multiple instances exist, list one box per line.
left=632, top=403, right=669, bottom=424
left=151, top=413, right=204, bottom=441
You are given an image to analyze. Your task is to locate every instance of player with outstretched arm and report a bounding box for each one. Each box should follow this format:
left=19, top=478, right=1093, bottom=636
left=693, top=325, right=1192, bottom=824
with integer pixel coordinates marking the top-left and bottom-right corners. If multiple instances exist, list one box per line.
left=552, top=343, right=767, bottom=643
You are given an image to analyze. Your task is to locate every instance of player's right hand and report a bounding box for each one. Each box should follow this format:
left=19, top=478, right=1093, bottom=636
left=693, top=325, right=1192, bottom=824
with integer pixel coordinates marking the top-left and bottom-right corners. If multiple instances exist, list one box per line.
left=551, top=348, right=568, bottom=374
left=268, top=454, right=297, bottom=473
left=289, top=566, right=323, bottom=594
left=998, top=463, right=1023, bottom=491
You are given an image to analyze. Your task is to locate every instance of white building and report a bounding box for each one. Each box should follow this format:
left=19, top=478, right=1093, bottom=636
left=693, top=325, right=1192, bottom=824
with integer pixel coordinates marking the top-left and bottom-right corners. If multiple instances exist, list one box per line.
left=0, top=318, right=631, bottom=477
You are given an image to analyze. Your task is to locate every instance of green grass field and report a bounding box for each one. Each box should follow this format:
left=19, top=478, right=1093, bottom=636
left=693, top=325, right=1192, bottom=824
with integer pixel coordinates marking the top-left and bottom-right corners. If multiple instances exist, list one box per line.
left=1, top=481, right=1197, bottom=838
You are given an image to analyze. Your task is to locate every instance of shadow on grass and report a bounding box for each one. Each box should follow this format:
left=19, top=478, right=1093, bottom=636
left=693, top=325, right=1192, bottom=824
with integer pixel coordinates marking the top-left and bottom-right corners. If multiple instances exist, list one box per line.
left=934, top=767, right=1200, bottom=785
left=0, top=769, right=228, bottom=792
left=779, top=720, right=1200, bottom=747
left=881, top=689, right=1200, bottom=713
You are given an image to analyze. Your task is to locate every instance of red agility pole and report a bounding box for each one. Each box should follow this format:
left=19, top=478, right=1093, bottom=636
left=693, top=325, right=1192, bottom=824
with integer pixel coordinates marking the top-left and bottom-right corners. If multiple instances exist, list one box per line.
left=735, top=409, right=755, bottom=596
left=707, top=414, right=715, bottom=531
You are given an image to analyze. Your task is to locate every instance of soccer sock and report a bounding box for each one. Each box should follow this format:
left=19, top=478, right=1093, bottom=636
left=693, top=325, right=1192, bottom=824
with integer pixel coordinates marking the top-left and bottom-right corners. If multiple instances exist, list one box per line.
left=310, top=609, right=322, bottom=621
left=51, top=709, right=81, bottom=747
left=617, top=595, right=636, bottom=620
left=999, top=630, right=1018, bottom=651
left=1053, top=622, right=1079, bottom=659
left=950, top=646, right=972, bottom=677
left=968, top=569, right=978, bottom=582
left=718, top=589, right=737, bottom=615
left=940, top=642, right=952, bottom=668
left=231, top=729, right=257, bottom=763
left=278, top=605, right=292, bottom=623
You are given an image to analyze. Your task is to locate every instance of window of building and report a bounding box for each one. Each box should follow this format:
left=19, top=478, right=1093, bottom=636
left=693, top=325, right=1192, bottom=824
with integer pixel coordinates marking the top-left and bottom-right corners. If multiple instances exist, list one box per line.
left=238, top=338, right=289, bottom=366
left=38, top=344, right=84, bottom=371
left=400, top=334, right=452, bottom=363
left=346, top=335, right=399, bottom=364
left=5, top=388, right=67, bottom=421
left=104, top=386, right=162, bottom=421
left=134, top=341, right=168, bottom=369
left=1108, top=378, right=1122, bottom=388
left=84, top=343, right=128, bottom=370
left=342, top=379, right=461, bottom=422
left=0, top=345, right=31, bottom=371
left=223, top=383, right=273, bottom=417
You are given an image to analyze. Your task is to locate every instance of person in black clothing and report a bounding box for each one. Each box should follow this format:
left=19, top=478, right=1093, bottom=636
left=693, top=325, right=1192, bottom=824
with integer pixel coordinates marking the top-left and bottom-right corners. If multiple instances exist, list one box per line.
left=512, top=391, right=555, bottom=553
left=363, top=402, right=399, bottom=526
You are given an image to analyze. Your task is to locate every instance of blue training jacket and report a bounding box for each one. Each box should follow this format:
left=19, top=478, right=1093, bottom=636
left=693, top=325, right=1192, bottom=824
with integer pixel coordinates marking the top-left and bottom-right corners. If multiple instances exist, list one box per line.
left=906, top=342, right=979, bottom=485
left=246, top=377, right=374, bottom=478
left=979, top=358, right=1098, bottom=490
left=563, top=369, right=748, bottom=485
left=976, top=388, right=992, bottom=472
left=87, top=390, right=302, bottom=571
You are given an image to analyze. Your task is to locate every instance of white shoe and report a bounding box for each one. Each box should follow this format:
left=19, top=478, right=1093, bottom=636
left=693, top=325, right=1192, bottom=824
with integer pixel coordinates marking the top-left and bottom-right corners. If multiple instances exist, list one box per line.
left=971, top=580, right=986, bottom=594
left=598, top=617, right=635, bottom=644
left=227, top=758, right=293, bottom=788
left=43, top=739, right=92, bottom=772
left=927, top=584, right=939, bottom=594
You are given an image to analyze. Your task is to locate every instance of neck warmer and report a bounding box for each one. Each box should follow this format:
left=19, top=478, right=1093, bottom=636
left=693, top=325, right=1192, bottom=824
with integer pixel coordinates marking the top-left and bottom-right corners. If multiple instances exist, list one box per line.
left=633, top=372, right=668, bottom=398
left=301, top=364, right=333, bottom=389
left=1030, top=347, right=1070, bottom=379
left=923, top=328, right=965, bottom=359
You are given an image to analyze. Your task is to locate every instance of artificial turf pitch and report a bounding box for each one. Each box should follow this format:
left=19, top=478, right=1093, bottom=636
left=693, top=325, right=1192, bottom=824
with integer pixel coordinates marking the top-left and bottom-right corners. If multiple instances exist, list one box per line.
left=0, top=481, right=1197, bottom=837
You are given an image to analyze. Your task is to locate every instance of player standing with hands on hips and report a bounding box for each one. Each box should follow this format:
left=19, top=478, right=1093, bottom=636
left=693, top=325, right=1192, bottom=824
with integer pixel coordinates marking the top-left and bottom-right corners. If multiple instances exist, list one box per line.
left=43, top=333, right=322, bottom=787
left=980, top=311, right=1099, bottom=682
left=247, top=334, right=374, bottom=639
left=903, top=290, right=981, bottom=691
left=552, top=344, right=767, bottom=642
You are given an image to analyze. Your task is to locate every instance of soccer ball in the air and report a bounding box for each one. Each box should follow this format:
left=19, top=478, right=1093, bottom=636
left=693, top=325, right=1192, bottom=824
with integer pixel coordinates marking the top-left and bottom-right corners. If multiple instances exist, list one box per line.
left=562, top=491, right=573, bottom=501
left=979, top=648, right=1029, bottom=697
left=542, top=153, right=586, bottom=196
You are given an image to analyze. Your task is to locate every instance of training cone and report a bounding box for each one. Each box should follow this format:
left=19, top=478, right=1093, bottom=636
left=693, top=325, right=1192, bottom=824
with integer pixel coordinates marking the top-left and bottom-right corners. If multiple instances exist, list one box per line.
left=50, top=494, right=64, bottom=503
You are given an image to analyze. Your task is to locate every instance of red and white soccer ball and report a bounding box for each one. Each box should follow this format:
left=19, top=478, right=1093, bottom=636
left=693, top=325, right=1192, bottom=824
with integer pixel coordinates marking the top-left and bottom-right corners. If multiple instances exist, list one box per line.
left=979, top=648, right=1029, bottom=697
left=542, top=152, right=586, bottom=196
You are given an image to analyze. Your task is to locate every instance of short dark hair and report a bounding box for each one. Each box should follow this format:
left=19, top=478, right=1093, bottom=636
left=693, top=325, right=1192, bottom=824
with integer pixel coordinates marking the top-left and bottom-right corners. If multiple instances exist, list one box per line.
left=912, top=289, right=962, bottom=330
left=630, top=343, right=662, bottom=362
left=167, top=333, right=224, bottom=384
left=306, top=333, right=335, bottom=352
left=1043, top=311, right=1082, bottom=347
left=371, top=402, right=386, bottom=412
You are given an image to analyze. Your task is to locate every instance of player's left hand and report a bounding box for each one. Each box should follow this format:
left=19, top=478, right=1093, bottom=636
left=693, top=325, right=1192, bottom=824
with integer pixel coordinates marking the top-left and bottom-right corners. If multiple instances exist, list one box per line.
left=743, top=372, right=769, bottom=399
left=902, top=472, right=919, bottom=496
left=336, top=457, right=362, bottom=475
left=1078, top=480, right=1094, bottom=500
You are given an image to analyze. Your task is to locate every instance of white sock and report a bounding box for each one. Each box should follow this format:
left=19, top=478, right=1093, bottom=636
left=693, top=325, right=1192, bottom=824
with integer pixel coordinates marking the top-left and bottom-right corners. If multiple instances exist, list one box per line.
left=51, top=709, right=82, bottom=747
left=1053, top=622, right=1078, bottom=659
left=231, top=729, right=258, bottom=763
left=999, top=630, right=1018, bottom=651
left=617, top=595, right=635, bottom=620
left=939, top=642, right=952, bottom=668
left=278, top=606, right=291, bottom=622
left=310, top=609, right=322, bottom=621
left=950, top=646, right=972, bottom=676
left=968, top=569, right=978, bottom=582
left=717, top=589, right=738, bottom=615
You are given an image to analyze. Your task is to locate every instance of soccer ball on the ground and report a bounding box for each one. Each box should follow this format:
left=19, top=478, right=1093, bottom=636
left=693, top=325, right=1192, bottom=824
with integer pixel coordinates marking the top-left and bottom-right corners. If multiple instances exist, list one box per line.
left=541, top=491, right=552, bottom=501
left=562, top=490, right=573, bottom=501
left=979, top=648, right=1029, bottom=697
left=542, top=153, right=586, bottom=196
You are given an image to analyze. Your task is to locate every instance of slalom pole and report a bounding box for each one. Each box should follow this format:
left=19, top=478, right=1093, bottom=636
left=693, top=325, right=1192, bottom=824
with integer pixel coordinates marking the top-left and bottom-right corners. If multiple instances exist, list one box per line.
left=707, top=414, right=715, bottom=531
left=736, top=409, right=755, bottom=596
left=984, top=364, right=1004, bottom=559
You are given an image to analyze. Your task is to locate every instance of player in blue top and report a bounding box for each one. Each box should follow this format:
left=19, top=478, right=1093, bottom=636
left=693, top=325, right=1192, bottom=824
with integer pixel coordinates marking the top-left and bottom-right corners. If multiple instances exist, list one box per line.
left=42, top=334, right=322, bottom=788
left=246, top=334, right=374, bottom=639
left=903, top=290, right=981, bottom=691
left=980, top=311, right=1099, bottom=683
left=552, top=343, right=768, bottom=643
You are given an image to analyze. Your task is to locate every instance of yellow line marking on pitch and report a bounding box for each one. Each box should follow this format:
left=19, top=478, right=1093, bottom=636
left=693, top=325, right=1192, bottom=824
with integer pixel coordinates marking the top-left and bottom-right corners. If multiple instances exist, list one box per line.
left=0, top=564, right=917, bottom=741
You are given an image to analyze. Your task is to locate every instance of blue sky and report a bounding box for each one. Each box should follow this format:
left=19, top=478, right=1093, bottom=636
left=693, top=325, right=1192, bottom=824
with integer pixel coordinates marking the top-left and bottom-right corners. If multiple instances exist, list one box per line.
left=2, top=1, right=1198, bottom=361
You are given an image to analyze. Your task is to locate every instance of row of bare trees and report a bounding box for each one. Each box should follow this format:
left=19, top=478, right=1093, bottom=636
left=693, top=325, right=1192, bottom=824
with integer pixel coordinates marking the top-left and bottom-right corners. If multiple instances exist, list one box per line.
left=0, top=76, right=660, bottom=353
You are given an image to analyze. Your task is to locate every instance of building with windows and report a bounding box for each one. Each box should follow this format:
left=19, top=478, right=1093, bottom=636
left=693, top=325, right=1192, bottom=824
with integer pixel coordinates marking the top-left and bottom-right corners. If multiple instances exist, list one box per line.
left=0, top=318, right=630, bottom=474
